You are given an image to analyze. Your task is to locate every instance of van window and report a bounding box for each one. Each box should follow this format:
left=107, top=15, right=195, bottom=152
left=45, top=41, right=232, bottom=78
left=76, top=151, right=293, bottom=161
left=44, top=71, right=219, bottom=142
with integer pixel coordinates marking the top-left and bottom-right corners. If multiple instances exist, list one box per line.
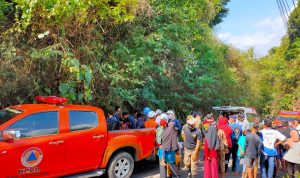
left=6, top=112, right=58, bottom=138
left=69, top=111, right=98, bottom=132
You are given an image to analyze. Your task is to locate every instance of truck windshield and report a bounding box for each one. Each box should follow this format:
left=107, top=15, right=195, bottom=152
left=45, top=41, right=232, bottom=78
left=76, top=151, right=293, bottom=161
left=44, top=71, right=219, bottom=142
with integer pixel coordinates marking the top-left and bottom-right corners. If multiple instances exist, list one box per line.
left=0, top=108, right=23, bottom=126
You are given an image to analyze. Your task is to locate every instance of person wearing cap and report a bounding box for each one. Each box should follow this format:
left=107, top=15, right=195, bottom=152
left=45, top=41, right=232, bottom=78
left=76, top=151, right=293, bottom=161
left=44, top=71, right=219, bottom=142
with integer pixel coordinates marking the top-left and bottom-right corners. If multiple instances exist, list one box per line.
left=237, top=113, right=250, bottom=134
left=143, top=107, right=151, bottom=115
left=259, top=119, right=287, bottom=178
left=155, top=109, right=163, bottom=125
left=167, top=110, right=182, bottom=131
left=182, top=116, right=201, bottom=177
left=245, top=123, right=261, bottom=178
left=145, top=111, right=158, bottom=128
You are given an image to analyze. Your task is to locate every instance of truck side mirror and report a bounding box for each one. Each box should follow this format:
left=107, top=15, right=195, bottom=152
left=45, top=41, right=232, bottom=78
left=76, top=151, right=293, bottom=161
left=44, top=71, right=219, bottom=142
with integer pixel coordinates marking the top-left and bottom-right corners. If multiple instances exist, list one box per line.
left=2, top=130, right=21, bottom=141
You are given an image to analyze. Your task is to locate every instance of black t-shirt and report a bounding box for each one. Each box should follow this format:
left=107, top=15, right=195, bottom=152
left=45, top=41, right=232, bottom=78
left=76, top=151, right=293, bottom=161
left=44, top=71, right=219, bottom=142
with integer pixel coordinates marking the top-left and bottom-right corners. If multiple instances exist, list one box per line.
left=245, top=133, right=261, bottom=158
left=278, top=127, right=291, bottom=138
left=182, top=124, right=201, bottom=150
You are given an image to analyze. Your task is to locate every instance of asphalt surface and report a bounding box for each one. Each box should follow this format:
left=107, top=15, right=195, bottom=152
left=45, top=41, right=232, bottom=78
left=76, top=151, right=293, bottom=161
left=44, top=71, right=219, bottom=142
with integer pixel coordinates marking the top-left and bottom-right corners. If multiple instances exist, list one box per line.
left=100, top=159, right=287, bottom=178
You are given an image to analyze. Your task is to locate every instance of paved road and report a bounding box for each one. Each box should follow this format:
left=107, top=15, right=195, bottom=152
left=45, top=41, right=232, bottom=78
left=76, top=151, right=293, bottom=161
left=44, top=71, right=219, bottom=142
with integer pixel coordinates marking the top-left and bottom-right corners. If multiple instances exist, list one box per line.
left=100, top=158, right=287, bottom=178
left=131, top=159, right=287, bottom=178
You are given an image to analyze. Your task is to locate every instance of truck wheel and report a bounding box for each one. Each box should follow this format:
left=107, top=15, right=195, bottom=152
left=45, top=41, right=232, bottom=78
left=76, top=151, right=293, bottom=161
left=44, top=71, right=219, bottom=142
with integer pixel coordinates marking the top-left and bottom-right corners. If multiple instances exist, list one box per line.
left=107, top=152, right=134, bottom=178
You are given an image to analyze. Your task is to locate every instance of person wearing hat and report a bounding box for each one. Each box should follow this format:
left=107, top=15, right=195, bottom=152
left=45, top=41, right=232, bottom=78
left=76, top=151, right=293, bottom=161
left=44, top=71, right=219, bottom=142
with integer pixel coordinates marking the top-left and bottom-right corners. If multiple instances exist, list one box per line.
left=167, top=110, right=182, bottom=131
left=259, top=119, right=287, bottom=178
left=182, top=116, right=201, bottom=177
left=155, top=109, right=163, bottom=125
left=244, top=123, right=261, bottom=178
left=145, top=111, right=158, bottom=128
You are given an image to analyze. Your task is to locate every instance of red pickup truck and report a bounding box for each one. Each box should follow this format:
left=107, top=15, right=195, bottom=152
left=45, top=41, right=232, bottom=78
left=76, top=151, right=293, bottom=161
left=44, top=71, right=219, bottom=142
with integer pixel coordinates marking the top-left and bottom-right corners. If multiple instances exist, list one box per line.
left=0, top=97, right=155, bottom=178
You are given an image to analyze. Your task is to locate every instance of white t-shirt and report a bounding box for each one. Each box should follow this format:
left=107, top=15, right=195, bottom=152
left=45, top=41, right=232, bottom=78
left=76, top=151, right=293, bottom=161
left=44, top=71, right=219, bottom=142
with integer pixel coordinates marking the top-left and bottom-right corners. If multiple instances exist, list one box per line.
left=260, top=128, right=286, bottom=156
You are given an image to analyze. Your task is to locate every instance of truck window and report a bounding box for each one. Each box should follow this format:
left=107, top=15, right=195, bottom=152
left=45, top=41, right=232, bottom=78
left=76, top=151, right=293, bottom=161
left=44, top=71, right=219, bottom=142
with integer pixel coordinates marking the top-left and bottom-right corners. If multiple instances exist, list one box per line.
left=0, top=108, right=23, bottom=126
left=6, top=112, right=58, bottom=138
left=69, top=111, right=98, bottom=132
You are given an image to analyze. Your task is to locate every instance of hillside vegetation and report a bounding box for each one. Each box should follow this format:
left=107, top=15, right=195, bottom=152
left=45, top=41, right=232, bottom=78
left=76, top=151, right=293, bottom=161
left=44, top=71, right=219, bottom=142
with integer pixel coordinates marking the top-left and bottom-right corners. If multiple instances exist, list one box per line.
left=0, top=0, right=299, bottom=116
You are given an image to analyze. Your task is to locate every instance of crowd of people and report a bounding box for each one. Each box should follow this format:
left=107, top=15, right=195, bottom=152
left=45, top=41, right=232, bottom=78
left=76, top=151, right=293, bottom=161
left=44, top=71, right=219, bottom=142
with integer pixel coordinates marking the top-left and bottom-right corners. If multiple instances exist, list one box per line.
left=106, top=106, right=300, bottom=178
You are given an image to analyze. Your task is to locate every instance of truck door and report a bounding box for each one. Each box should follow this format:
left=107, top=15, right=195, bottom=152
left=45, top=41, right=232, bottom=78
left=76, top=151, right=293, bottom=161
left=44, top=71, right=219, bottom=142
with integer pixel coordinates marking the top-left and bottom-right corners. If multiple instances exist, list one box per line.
left=0, top=111, right=65, bottom=178
left=64, top=110, right=106, bottom=173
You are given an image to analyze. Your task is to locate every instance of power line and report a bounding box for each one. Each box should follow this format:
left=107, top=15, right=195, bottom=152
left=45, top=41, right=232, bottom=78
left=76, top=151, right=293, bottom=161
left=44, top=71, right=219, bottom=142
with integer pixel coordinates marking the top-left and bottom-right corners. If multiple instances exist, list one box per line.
left=291, top=0, right=297, bottom=9
left=284, top=0, right=292, bottom=14
left=281, top=0, right=290, bottom=19
left=277, top=0, right=288, bottom=25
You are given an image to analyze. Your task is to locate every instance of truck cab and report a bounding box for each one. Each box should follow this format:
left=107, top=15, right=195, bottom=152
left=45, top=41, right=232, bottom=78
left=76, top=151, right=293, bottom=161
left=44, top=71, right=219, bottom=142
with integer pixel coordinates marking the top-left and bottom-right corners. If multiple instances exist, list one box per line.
left=0, top=96, right=155, bottom=178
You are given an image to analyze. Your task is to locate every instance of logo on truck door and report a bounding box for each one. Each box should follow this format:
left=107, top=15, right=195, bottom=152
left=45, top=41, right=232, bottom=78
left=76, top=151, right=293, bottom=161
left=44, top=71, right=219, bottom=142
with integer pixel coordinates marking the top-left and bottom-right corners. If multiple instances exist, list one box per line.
left=21, top=147, right=43, bottom=167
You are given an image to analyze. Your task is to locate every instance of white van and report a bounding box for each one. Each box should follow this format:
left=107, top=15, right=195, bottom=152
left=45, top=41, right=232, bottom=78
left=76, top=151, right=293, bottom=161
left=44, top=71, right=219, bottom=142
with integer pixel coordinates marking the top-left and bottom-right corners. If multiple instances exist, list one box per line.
left=212, top=106, right=260, bottom=123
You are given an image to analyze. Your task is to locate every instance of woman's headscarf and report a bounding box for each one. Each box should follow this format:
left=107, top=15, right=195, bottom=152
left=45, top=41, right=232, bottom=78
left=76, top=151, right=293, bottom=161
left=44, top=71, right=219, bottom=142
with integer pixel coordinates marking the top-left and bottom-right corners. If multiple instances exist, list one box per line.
left=205, top=125, right=220, bottom=150
left=217, top=116, right=233, bottom=148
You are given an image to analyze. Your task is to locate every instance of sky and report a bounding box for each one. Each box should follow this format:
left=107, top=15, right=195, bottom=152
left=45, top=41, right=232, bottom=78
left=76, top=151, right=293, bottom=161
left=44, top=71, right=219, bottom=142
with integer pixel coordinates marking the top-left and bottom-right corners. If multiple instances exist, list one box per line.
left=216, top=0, right=293, bottom=57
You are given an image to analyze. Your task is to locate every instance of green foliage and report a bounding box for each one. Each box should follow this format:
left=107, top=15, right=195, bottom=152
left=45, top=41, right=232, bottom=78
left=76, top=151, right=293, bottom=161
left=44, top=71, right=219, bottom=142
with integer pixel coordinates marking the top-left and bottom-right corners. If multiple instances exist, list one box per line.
left=210, top=0, right=231, bottom=26
left=0, top=0, right=255, bottom=117
left=0, top=0, right=12, bottom=24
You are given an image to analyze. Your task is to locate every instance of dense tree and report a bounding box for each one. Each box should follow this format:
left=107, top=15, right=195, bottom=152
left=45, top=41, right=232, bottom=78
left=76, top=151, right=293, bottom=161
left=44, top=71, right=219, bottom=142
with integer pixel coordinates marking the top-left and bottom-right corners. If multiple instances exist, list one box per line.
left=3, top=0, right=299, bottom=118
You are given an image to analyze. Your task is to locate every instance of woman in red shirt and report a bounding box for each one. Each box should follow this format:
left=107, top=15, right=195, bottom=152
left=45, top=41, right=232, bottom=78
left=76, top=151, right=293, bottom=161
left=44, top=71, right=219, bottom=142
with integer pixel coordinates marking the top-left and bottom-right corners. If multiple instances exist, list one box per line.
left=204, top=124, right=219, bottom=178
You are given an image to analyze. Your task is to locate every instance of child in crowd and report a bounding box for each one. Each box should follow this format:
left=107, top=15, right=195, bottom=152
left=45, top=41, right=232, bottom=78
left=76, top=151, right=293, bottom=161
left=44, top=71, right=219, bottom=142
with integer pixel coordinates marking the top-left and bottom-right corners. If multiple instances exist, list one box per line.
left=245, top=123, right=261, bottom=178
left=237, top=129, right=249, bottom=177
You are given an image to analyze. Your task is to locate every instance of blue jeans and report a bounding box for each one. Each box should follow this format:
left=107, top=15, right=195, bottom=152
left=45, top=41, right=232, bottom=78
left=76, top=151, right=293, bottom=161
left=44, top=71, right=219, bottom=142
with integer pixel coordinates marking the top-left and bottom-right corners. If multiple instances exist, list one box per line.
left=236, top=157, right=246, bottom=173
left=260, top=155, right=275, bottom=178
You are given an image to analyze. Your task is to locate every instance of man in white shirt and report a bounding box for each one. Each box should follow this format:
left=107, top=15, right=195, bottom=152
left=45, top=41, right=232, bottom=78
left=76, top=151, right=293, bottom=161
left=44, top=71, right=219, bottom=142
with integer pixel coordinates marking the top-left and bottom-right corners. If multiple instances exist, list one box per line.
left=259, top=119, right=287, bottom=178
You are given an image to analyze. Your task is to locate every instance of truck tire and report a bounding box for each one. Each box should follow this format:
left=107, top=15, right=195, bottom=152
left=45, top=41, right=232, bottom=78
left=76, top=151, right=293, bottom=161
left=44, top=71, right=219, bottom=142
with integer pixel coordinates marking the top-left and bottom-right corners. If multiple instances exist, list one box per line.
left=107, top=152, right=134, bottom=178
